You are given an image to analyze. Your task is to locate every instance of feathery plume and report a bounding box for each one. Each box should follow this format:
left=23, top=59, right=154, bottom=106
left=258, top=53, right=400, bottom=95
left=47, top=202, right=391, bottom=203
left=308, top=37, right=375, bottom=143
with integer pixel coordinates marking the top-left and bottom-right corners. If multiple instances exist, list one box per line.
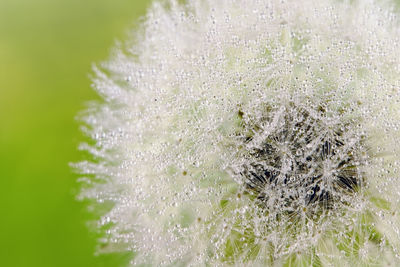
left=76, top=0, right=400, bottom=265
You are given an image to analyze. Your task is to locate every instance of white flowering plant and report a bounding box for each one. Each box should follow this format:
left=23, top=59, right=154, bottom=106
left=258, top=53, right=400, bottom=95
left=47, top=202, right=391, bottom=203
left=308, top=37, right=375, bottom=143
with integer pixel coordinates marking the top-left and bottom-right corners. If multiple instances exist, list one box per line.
left=75, top=0, right=400, bottom=266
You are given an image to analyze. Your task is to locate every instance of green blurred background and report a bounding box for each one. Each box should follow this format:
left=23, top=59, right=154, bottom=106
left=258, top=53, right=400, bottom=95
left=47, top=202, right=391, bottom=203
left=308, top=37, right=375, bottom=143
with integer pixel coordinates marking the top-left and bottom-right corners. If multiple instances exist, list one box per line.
left=0, top=0, right=151, bottom=266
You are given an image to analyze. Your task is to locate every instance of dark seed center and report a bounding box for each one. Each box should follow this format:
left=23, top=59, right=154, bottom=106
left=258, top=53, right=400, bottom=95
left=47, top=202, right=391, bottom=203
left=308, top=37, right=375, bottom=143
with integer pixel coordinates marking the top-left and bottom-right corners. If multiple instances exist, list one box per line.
left=237, top=103, right=364, bottom=215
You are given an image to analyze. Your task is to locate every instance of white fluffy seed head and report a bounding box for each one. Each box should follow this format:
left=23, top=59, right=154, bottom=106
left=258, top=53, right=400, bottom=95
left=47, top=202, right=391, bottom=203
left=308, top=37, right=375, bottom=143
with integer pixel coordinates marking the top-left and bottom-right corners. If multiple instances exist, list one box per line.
left=75, top=0, right=400, bottom=265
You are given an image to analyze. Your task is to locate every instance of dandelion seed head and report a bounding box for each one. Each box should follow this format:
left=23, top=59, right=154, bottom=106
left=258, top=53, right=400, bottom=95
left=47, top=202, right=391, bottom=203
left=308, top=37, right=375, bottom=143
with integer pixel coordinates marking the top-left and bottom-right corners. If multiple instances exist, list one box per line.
left=76, top=0, right=400, bottom=265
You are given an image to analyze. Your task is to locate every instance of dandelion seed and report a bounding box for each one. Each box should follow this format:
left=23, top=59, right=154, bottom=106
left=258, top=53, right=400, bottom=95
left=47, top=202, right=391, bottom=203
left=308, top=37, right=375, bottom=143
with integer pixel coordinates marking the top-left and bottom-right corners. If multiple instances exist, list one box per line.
left=75, top=0, right=400, bottom=265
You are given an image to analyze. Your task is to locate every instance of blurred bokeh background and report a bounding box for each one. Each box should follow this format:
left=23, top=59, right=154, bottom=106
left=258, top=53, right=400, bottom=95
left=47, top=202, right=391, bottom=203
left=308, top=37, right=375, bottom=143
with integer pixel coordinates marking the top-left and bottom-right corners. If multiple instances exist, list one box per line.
left=0, top=0, right=151, bottom=266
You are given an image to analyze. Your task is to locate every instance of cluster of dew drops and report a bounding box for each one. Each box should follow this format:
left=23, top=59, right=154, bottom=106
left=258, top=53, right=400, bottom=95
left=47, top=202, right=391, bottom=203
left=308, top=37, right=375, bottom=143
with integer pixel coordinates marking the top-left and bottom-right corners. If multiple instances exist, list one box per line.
left=76, top=0, right=400, bottom=264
